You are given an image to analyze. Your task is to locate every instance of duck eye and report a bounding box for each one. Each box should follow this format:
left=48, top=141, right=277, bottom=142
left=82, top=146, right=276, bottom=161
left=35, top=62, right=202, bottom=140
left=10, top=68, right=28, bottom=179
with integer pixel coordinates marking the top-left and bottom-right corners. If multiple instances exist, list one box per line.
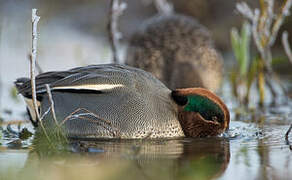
left=212, top=116, right=218, bottom=122
left=171, top=91, right=188, bottom=106
left=211, top=115, right=224, bottom=123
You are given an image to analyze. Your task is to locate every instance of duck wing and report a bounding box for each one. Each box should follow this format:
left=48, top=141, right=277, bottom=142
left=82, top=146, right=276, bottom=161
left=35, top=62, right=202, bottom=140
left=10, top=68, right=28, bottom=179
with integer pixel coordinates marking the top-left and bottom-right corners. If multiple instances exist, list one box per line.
left=15, top=64, right=146, bottom=99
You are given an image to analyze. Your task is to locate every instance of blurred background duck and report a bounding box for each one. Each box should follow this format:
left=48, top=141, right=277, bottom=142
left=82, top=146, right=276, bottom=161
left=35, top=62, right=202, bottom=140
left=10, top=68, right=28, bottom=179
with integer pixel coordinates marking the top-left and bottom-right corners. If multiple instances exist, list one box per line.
left=126, top=13, right=224, bottom=92
left=15, top=64, right=229, bottom=139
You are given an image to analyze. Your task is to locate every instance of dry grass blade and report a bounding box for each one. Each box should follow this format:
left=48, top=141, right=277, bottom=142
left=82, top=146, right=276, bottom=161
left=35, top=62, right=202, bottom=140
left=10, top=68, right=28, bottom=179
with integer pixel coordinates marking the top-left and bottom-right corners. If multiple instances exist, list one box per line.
left=45, top=84, right=59, bottom=127
left=60, top=108, right=120, bottom=137
left=71, top=116, right=119, bottom=137
left=40, top=106, right=51, bottom=120
left=60, top=108, right=111, bottom=126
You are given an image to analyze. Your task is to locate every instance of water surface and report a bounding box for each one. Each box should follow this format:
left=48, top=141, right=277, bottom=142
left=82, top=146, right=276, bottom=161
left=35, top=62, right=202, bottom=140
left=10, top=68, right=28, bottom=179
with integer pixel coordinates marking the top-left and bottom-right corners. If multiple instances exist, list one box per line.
left=0, top=119, right=291, bottom=180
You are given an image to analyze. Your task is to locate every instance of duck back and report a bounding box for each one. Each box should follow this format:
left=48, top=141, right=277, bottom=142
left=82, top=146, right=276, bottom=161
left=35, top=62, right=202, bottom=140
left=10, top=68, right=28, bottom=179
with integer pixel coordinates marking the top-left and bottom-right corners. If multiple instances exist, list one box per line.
left=16, top=64, right=184, bottom=139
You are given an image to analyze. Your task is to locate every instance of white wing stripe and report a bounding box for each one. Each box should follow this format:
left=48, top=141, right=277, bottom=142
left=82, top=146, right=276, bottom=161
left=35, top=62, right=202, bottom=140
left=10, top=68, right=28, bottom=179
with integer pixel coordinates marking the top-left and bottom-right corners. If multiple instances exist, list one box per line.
left=52, top=84, right=124, bottom=91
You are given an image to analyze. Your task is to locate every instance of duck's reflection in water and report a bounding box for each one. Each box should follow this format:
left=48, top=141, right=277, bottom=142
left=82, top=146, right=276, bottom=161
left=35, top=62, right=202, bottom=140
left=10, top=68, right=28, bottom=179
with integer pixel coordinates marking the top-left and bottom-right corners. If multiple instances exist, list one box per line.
left=23, top=137, right=229, bottom=180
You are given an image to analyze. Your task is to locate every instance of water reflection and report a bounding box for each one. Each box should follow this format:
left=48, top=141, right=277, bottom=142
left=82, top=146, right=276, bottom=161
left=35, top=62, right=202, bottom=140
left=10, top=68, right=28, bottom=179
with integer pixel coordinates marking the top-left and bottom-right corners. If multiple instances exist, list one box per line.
left=1, top=121, right=292, bottom=180
left=23, top=137, right=230, bottom=180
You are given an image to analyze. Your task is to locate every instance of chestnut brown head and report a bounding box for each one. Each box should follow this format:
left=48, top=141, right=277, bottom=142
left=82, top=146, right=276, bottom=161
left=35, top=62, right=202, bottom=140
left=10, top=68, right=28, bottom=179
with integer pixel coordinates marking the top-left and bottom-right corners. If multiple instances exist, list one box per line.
left=171, top=88, right=230, bottom=137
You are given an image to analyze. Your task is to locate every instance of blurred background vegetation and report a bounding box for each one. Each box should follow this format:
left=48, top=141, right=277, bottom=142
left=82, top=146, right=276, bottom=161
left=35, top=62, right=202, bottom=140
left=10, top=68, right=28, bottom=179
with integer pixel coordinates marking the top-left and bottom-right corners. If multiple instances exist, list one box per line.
left=0, top=0, right=291, bottom=121
left=0, top=1, right=291, bottom=180
left=0, top=0, right=291, bottom=123
left=1, top=0, right=291, bottom=66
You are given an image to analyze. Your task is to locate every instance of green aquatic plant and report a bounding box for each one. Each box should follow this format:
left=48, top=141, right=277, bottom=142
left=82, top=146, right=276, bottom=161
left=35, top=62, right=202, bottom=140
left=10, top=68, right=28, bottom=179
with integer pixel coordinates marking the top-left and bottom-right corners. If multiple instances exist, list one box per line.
left=230, top=22, right=264, bottom=105
left=231, top=0, right=292, bottom=106
left=32, top=126, right=69, bottom=157
left=230, top=22, right=252, bottom=104
left=231, top=22, right=251, bottom=77
left=10, top=87, right=20, bottom=102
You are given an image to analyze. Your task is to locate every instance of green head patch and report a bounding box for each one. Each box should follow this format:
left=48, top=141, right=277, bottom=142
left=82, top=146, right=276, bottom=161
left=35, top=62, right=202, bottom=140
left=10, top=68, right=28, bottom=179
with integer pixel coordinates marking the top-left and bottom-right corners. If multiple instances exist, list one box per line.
left=184, top=95, right=224, bottom=123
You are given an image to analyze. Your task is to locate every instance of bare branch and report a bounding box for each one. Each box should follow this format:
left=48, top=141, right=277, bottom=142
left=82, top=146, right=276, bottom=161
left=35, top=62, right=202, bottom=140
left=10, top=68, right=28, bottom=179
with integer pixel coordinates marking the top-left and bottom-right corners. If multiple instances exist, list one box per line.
left=30, top=9, right=40, bottom=123
left=282, top=31, right=292, bottom=64
left=108, top=0, right=127, bottom=64
left=154, top=0, right=173, bottom=15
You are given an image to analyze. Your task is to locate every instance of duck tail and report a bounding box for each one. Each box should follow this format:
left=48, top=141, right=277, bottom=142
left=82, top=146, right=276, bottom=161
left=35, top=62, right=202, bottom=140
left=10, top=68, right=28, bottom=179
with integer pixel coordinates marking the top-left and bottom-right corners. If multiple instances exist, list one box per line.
left=15, top=77, right=40, bottom=127
left=14, top=77, right=31, bottom=98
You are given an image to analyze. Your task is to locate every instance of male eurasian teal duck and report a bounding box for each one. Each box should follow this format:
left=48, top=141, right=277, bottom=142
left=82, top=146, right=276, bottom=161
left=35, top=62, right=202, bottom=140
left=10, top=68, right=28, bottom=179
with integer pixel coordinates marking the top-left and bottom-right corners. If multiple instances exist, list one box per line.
left=126, top=14, right=223, bottom=92
left=15, top=64, right=229, bottom=139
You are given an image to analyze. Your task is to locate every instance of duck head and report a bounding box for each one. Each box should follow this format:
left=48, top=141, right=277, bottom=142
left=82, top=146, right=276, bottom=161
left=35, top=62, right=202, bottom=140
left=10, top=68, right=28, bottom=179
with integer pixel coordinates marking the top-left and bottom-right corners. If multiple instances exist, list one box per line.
left=171, top=88, right=230, bottom=137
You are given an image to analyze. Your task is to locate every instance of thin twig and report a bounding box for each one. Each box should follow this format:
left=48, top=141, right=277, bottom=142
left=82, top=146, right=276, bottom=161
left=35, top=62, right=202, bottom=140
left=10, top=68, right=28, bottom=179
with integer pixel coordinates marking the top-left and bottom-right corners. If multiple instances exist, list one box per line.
left=30, top=9, right=52, bottom=144
left=45, top=84, right=59, bottom=127
left=28, top=54, right=43, bottom=73
left=282, top=31, right=292, bottom=64
left=153, top=0, right=173, bottom=15
left=30, top=9, right=40, bottom=123
left=108, top=0, right=127, bottom=64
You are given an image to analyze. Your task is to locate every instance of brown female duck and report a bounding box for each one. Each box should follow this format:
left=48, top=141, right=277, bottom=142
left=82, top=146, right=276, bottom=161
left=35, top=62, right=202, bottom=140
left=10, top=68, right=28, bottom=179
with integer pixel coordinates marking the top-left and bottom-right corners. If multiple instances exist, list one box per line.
left=126, top=14, right=223, bottom=92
